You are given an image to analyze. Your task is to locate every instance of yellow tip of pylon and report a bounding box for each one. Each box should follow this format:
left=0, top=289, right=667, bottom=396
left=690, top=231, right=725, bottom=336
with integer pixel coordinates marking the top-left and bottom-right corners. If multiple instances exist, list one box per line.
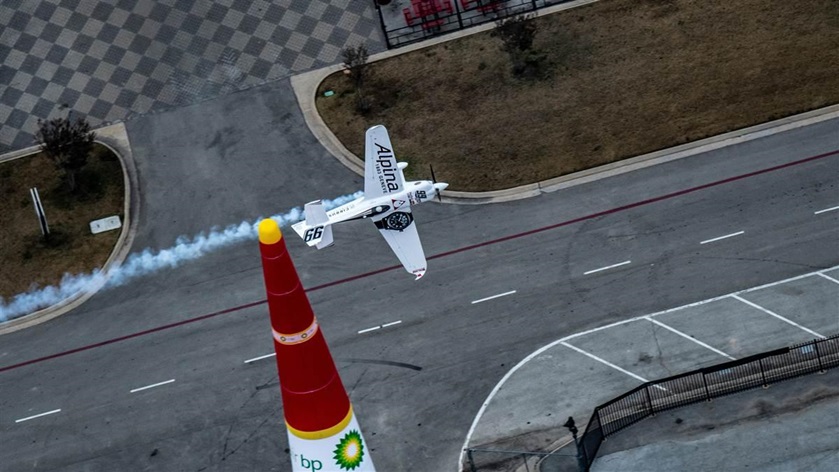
left=258, top=218, right=282, bottom=244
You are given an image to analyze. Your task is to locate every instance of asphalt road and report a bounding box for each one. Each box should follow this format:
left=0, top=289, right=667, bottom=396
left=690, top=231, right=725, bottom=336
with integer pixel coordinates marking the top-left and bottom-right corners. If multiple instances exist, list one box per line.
left=0, top=76, right=837, bottom=472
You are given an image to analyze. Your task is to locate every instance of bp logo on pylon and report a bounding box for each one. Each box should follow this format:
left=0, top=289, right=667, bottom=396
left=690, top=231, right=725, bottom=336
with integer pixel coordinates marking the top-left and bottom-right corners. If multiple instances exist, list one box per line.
left=333, top=430, right=364, bottom=470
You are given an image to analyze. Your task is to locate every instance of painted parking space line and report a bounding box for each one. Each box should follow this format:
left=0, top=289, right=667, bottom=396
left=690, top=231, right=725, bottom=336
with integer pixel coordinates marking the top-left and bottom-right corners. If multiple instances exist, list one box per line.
left=382, top=320, right=402, bottom=328
left=817, top=272, right=839, bottom=285
left=645, top=317, right=736, bottom=360
left=814, top=205, right=839, bottom=215
left=700, top=231, right=744, bottom=245
left=244, top=353, right=275, bottom=364
left=15, top=409, right=61, bottom=423
left=560, top=341, right=665, bottom=390
left=130, top=379, right=175, bottom=393
left=732, top=295, right=825, bottom=339
left=583, top=261, right=631, bottom=275
left=472, top=290, right=517, bottom=304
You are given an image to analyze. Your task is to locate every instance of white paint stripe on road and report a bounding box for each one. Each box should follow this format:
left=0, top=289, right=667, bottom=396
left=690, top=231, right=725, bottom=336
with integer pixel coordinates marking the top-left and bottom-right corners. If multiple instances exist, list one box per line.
left=15, top=409, right=61, bottom=423
left=471, top=290, right=517, bottom=304
left=645, top=317, right=736, bottom=360
left=817, top=272, right=839, bottom=285
left=814, top=205, right=839, bottom=215
left=130, top=379, right=175, bottom=393
left=733, top=295, right=825, bottom=339
left=700, top=231, right=745, bottom=245
left=244, top=353, right=276, bottom=364
left=583, top=261, right=631, bottom=275
left=357, top=326, right=381, bottom=334
left=560, top=341, right=665, bottom=390
left=382, top=320, right=402, bottom=328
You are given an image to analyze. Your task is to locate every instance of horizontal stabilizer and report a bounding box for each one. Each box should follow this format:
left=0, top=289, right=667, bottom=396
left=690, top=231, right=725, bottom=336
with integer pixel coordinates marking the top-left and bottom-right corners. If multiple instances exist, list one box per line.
left=290, top=200, right=333, bottom=248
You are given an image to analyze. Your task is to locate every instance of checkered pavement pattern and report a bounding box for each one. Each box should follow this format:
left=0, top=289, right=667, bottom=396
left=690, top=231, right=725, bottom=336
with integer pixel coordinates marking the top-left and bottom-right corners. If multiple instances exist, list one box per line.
left=0, top=0, right=385, bottom=153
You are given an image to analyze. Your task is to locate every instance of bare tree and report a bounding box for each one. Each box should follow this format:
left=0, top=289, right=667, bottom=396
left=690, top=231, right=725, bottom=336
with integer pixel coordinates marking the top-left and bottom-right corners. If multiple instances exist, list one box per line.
left=492, top=13, right=543, bottom=77
left=342, top=43, right=372, bottom=113
left=35, top=111, right=95, bottom=193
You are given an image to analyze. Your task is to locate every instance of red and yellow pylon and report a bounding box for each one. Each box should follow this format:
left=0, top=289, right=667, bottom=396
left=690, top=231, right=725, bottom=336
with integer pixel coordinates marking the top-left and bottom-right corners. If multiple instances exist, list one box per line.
left=258, top=219, right=375, bottom=472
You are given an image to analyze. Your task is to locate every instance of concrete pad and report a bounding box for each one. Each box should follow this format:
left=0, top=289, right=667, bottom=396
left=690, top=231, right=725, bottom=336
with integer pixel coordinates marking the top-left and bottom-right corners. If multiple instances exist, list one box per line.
left=654, top=297, right=814, bottom=359
left=739, top=275, right=839, bottom=338
left=592, top=368, right=839, bottom=472
left=566, top=319, right=726, bottom=382
left=469, top=344, right=640, bottom=447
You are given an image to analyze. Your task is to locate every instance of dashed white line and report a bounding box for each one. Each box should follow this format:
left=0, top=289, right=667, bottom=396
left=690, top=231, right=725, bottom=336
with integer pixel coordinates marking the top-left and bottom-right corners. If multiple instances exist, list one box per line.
left=700, top=231, right=745, bottom=245
left=244, top=353, right=276, bottom=364
left=15, top=409, right=61, bottom=423
left=583, top=261, right=631, bottom=275
left=814, top=205, right=839, bottom=215
left=733, top=295, right=825, bottom=339
left=471, top=290, right=517, bottom=304
left=358, top=320, right=402, bottom=334
left=130, top=379, right=175, bottom=393
left=645, top=317, right=736, bottom=360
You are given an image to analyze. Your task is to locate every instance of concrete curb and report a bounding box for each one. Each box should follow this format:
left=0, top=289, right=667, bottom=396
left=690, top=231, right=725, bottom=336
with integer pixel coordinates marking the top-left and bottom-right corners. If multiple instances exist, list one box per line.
left=0, top=122, right=139, bottom=335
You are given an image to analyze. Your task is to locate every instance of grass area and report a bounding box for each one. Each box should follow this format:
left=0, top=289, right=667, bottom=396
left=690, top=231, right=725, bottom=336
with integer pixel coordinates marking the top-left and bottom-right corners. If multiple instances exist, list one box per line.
left=317, top=0, right=839, bottom=191
left=0, top=144, right=124, bottom=299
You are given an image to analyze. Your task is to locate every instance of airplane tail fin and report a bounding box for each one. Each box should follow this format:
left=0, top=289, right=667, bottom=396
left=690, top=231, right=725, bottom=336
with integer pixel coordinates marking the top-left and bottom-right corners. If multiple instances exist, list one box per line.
left=291, top=200, right=334, bottom=249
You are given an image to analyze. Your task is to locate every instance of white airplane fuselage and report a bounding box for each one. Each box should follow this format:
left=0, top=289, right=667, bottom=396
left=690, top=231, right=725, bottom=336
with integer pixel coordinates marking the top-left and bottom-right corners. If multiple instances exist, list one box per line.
left=324, top=180, right=444, bottom=226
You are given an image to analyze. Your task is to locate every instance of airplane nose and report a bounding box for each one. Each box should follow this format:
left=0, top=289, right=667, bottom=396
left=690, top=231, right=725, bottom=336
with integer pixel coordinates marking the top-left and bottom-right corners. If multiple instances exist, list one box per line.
left=434, top=182, right=448, bottom=192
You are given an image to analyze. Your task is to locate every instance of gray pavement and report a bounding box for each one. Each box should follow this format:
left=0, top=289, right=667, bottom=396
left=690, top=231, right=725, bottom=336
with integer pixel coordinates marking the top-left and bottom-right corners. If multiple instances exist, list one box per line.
left=0, top=102, right=836, bottom=472
left=589, top=368, right=839, bottom=472
left=0, top=0, right=385, bottom=153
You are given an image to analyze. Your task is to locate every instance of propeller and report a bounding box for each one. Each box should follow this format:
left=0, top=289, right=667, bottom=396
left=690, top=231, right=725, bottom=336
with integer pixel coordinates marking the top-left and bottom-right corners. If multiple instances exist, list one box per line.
left=430, top=164, right=445, bottom=202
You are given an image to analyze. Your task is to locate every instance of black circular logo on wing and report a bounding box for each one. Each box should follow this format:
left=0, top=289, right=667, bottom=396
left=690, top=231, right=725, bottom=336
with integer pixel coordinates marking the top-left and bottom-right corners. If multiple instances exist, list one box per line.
left=383, top=211, right=413, bottom=231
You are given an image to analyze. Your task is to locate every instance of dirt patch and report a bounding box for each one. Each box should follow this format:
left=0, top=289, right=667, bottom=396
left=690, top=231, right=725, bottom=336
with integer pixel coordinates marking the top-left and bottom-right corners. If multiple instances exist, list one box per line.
left=317, top=0, right=839, bottom=191
left=0, top=143, right=125, bottom=299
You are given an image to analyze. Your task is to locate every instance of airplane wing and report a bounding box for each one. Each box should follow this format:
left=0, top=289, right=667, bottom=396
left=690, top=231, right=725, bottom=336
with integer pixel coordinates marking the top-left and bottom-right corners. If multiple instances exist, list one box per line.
left=364, top=125, right=406, bottom=199
left=373, top=207, right=427, bottom=280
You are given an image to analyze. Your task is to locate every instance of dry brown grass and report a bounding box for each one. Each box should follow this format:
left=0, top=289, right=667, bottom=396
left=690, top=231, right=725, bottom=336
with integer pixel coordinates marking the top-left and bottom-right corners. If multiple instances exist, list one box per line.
left=317, top=0, right=839, bottom=191
left=0, top=144, right=124, bottom=298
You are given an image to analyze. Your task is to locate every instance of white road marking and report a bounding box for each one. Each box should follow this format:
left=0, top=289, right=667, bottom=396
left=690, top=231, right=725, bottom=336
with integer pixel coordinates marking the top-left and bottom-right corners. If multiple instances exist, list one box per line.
left=733, top=295, right=825, bottom=339
left=561, top=341, right=665, bottom=390
left=814, top=205, right=839, bottom=215
left=244, top=353, right=276, bottom=364
left=645, top=317, right=736, bottom=360
left=817, top=272, right=839, bottom=285
left=15, top=409, right=61, bottom=423
left=583, top=261, right=631, bottom=275
left=359, top=320, right=402, bottom=334
left=471, top=290, right=517, bottom=304
left=130, top=379, right=175, bottom=393
left=700, top=231, right=745, bottom=245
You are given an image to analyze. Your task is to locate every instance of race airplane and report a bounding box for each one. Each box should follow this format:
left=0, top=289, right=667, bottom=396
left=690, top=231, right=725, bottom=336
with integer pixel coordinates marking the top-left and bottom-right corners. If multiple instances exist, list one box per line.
left=291, top=125, right=448, bottom=280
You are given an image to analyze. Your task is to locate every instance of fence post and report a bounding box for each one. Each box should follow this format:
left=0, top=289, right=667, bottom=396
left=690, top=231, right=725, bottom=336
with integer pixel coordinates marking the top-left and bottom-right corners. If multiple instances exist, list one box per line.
left=702, top=372, right=712, bottom=401
left=644, top=384, right=655, bottom=415
left=758, top=358, right=768, bottom=388
left=373, top=1, right=392, bottom=49
left=467, top=449, right=477, bottom=472
left=454, top=0, right=464, bottom=28
left=522, top=453, right=530, bottom=472
left=813, top=340, right=825, bottom=373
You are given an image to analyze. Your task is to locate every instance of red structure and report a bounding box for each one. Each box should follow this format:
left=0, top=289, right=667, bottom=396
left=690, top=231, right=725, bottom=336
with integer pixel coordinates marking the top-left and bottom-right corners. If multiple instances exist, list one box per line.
left=258, top=219, right=374, bottom=471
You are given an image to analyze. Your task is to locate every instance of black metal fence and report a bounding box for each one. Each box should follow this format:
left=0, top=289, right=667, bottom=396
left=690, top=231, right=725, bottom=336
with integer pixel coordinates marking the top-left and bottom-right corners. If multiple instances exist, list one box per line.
left=374, top=0, right=576, bottom=49
left=577, top=334, right=839, bottom=470
left=463, top=334, right=839, bottom=471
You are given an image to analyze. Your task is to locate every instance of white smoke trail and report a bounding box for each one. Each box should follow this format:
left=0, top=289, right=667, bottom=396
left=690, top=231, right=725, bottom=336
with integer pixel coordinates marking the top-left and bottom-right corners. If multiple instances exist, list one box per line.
left=0, top=191, right=363, bottom=322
